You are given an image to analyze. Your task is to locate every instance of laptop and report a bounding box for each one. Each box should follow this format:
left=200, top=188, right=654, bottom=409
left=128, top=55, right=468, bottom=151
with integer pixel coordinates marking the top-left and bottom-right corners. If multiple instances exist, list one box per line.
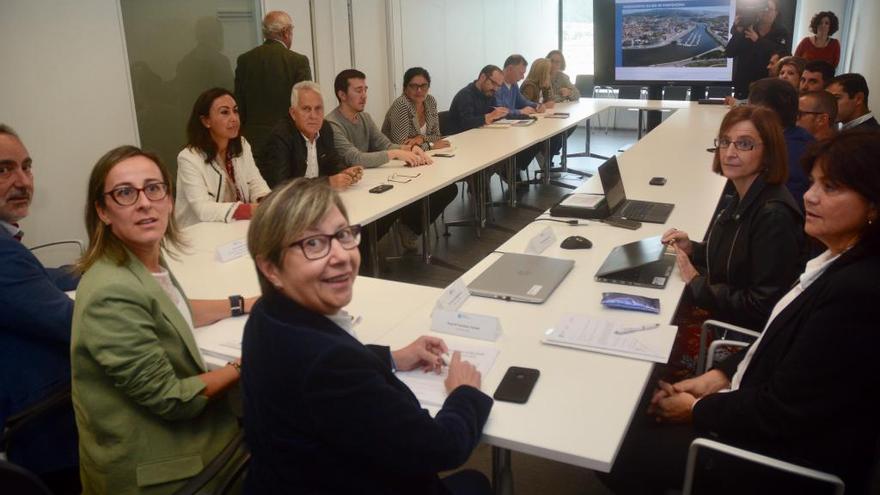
left=598, top=156, right=675, bottom=224
left=594, top=236, right=675, bottom=289
left=467, top=253, right=574, bottom=304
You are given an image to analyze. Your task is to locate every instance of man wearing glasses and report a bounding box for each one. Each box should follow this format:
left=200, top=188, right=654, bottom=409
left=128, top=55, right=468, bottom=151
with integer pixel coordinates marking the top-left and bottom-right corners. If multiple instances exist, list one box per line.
left=0, top=124, right=81, bottom=494
left=797, top=90, right=838, bottom=141
left=448, top=65, right=509, bottom=134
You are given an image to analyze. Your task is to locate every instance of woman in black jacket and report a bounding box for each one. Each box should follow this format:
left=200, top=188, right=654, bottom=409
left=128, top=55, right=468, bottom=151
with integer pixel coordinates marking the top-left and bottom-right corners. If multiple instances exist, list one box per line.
left=605, top=130, right=880, bottom=494
left=241, top=178, right=493, bottom=495
left=663, top=105, right=804, bottom=330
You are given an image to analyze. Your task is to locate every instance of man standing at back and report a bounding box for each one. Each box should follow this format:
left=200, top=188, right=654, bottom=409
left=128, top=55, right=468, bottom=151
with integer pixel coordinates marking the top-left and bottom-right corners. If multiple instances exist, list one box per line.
left=235, top=11, right=312, bottom=167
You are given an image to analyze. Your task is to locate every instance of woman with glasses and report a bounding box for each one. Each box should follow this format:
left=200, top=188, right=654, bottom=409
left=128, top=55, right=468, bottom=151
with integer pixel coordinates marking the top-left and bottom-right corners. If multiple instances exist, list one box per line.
left=546, top=50, right=580, bottom=102
left=380, top=67, right=457, bottom=251
left=176, top=87, right=270, bottom=228
left=241, top=178, right=493, bottom=494
left=661, top=105, right=804, bottom=330
left=71, top=146, right=252, bottom=494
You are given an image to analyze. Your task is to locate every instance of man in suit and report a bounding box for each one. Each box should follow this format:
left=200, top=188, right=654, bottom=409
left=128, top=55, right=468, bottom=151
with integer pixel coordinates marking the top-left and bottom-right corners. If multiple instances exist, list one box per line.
left=259, top=81, right=363, bottom=190
left=0, top=124, right=80, bottom=493
left=235, top=11, right=312, bottom=167
left=827, top=73, right=880, bottom=131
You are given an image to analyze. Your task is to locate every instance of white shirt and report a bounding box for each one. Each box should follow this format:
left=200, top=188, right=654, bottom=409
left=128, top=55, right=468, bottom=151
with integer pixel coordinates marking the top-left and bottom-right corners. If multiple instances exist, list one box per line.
left=418, top=122, right=427, bottom=136
left=841, top=111, right=876, bottom=130
left=0, top=220, right=20, bottom=238
left=151, top=268, right=194, bottom=330
left=729, top=249, right=841, bottom=390
left=302, top=131, right=320, bottom=179
left=326, top=309, right=358, bottom=340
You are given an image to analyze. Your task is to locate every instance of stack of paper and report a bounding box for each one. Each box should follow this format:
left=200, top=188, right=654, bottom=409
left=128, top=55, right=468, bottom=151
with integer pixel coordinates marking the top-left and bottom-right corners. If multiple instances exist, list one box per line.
left=543, top=313, right=675, bottom=363
left=193, top=316, right=247, bottom=363
left=396, top=346, right=499, bottom=407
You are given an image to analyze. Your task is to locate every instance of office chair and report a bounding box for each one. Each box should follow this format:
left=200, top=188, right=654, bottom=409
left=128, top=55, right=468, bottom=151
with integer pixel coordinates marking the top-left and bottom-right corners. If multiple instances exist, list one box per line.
left=29, top=239, right=85, bottom=268
left=0, top=460, right=53, bottom=495
left=683, top=438, right=845, bottom=495
left=696, top=319, right=760, bottom=374
left=1, top=384, right=72, bottom=461
left=705, top=86, right=734, bottom=99
left=662, top=85, right=691, bottom=101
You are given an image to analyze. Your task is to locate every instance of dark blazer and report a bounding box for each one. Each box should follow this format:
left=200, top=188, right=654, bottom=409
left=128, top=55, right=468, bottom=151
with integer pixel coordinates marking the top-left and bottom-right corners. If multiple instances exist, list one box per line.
left=726, top=22, right=789, bottom=98
left=0, top=229, right=79, bottom=475
left=694, top=248, right=880, bottom=494
left=448, top=82, right=495, bottom=135
left=688, top=176, right=805, bottom=329
left=258, top=117, right=345, bottom=188
left=241, top=292, right=493, bottom=495
left=235, top=40, right=312, bottom=158
left=852, top=115, right=880, bottom=131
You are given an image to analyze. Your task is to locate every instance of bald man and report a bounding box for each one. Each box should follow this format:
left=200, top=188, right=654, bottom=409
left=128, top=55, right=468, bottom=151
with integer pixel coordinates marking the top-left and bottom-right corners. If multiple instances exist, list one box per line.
left=235, top=11, right=313, bottom=167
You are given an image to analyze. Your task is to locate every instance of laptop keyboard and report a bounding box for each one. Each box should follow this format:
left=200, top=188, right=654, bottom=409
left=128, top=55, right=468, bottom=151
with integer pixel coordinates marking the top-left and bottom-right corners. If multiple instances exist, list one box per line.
left=620, top=200, right=653, bottom=219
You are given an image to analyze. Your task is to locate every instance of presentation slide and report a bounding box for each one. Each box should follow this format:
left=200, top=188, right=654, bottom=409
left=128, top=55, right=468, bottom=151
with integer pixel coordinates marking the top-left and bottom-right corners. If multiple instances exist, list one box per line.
left=614, top=0, right=734, bottom=82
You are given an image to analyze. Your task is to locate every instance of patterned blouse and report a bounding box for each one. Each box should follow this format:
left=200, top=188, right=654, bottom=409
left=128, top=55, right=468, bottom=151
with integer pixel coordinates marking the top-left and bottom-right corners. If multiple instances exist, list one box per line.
left=550, top=71, right=581, bottom=102
left=381, top=94, right=443, bottom=150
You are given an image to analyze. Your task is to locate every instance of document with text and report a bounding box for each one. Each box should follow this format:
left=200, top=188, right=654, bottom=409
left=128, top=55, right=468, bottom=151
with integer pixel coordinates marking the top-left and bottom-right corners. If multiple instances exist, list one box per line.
left=396, top=346, right=499, bottom=407
left=542, top=313, right=676, bottom=363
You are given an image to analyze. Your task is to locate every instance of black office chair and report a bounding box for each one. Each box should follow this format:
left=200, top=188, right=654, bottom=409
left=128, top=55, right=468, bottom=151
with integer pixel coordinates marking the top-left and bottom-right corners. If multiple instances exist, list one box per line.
left=574, top=74, right=595, bottom=98
left=438, top=110, right=453, bottom=136
left=1, top=384, right=72, bottom=457
left=705, top=85, right=734, bottom=99
left=662, top=85, right=691, bottom=101
left=0, top=461, right=53, bottom=495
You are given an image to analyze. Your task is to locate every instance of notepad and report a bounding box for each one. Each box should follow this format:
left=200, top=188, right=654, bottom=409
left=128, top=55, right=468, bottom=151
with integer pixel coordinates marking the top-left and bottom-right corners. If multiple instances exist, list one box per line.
left=542, top=313, right=676, bottom=363
left=396, top=346, right=499, bottom=407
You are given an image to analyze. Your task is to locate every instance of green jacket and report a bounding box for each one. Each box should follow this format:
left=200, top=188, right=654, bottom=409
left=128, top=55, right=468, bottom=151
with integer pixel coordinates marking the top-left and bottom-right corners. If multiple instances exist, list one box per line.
left=71, top=254, right=238, bottom=495
left=235, top=40, right=312, bottom=159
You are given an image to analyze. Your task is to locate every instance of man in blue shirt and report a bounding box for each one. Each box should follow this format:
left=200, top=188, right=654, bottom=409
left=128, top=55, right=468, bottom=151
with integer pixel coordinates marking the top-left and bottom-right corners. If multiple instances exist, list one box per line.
left=495, top=54, right=545, bottom=116
left=0, top=124, right=80, bottom=494
left=448, top=65, right=508, bottom=134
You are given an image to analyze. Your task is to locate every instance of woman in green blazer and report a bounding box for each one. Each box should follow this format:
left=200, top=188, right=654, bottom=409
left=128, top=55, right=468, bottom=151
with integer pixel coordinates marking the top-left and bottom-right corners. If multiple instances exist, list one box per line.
left=71, top=146, right=251, bottom=494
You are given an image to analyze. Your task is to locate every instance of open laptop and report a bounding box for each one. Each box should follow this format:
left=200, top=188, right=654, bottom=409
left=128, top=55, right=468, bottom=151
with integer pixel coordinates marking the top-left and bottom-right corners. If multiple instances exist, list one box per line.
left=598, top=156, right=675, bottom=224
left=595, top=236, right=675, bottom=289
left=467, top=253, right=574, bottom=304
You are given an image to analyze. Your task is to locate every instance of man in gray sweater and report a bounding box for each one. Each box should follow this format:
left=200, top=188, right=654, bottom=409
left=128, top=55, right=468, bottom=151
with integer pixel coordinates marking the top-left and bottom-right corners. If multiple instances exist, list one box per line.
left=327, top=69, right=452, bottom=251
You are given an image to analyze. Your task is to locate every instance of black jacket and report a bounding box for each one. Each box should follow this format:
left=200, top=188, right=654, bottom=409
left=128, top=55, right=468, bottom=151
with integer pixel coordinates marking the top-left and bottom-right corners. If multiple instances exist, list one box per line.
left=241, top=292, right=493, bottom=495
left=258, top=118, right=346, bottom=188
left=726, top=22, right=789, bottom=98
left=688, top=176, right=804, bottom=329
left=695, top=248, right=880, bottom=494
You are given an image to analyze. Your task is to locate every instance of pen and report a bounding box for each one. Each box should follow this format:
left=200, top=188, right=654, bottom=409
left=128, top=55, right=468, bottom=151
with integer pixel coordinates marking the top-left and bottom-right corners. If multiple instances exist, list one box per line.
left=615, top=323, right=660, bottom=335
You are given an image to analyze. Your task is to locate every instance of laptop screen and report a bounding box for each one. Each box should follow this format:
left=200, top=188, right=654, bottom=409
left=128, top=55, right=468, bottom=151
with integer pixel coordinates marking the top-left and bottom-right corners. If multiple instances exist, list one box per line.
left=598, top=157, right=627, bottom=211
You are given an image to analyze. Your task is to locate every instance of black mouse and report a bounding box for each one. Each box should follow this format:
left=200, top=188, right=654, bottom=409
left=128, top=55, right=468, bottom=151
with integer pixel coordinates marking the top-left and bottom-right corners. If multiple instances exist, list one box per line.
left=560, top=235, right=592, bottom=249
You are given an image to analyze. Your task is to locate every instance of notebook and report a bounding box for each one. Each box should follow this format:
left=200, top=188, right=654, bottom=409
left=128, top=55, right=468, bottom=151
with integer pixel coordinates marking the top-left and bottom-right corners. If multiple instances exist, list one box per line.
left=598, top=156, right=675, bottom=224
left=467, top=253, right=574, bottom=304
left=594, top=236, right=675, bottom=289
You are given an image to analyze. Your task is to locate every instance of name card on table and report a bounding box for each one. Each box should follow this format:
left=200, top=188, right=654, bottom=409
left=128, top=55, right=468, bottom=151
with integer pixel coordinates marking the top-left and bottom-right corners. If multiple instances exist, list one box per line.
left=431, top=309, right=502, bottom=342
left=525, top=226, right=556, bottom=255
left=216, top=239, right=247, bottom=263
left=433, top=278, right=469, bottom=312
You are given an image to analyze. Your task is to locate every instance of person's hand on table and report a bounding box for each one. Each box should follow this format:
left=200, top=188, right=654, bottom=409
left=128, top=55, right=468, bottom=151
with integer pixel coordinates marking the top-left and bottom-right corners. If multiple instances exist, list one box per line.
left=444, top=351, right=482, bottom=393
left=389, top=148, right=428, bottom=167
left=392, top=335, right=448, bottom=373
left=431, top=139, right=451, bottom=150
left=403, top=135, right=425, bottom=147
left=409, top=145, right=433, bottom=166
left=544, top=100, right=556, bottom=110
left=559, top=87, right=572, bottom=98
left=328, top=166, right=363, bottom=190
left=485, top=107, right=509, bottom=125
left=522, top=106, right=537, bottom=115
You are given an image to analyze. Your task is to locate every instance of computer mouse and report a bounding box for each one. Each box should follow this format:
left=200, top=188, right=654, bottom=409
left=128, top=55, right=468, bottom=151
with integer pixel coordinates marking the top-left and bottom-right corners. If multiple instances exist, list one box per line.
left=560, top=235, right=592, bottom=250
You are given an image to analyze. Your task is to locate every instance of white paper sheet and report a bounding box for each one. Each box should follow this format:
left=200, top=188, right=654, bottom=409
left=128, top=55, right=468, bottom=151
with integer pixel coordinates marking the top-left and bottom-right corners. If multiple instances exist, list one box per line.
left=396, top=346, right=499, bottom=407
left=542, top=313, right=676, bottom=363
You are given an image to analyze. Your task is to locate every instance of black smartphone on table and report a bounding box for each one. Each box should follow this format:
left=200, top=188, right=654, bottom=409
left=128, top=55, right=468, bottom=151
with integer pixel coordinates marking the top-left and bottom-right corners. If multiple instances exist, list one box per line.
left=369, top=184, right=393, bottom=194
left=493, top=366, right=540, bottom=404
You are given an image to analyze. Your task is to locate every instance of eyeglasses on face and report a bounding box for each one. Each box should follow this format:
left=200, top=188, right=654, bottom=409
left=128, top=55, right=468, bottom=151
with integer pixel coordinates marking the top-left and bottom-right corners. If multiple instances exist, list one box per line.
left=289, top=224, right=362, bottom=260
left=104, top=182, right=169, bottom=206
left=407, top=83, right=430, bottom=91
left=714, top=138, right=762, bottom=151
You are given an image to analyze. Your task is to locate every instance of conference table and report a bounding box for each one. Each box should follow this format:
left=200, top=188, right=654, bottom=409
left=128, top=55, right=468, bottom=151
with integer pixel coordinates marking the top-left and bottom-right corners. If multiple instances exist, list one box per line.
left=168, top=97, right=728, bottom=494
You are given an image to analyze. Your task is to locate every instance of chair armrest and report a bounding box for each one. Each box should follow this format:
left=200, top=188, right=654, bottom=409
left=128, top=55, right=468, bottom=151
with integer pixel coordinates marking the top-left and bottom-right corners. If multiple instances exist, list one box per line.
left=705, top=340, right=750, bottom=370
left=28, top=239, right=85, bottom=255
left=697, top=320, right=760, bottom=373
left=683, top=438, right=845, bottom=495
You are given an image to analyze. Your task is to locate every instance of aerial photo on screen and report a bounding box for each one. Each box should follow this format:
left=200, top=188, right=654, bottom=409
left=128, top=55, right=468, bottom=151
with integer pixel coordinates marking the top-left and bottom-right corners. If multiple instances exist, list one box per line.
left=620, top=5, right=730, bottom=68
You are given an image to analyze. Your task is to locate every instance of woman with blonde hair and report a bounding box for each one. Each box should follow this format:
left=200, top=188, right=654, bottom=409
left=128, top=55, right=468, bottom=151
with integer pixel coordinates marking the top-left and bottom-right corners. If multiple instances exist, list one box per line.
left=520, top=58, right=555, bottom=107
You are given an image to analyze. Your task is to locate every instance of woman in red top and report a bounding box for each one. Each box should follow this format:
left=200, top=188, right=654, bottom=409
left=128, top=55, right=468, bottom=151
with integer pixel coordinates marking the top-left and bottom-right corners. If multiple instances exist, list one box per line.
left=794, top=11, right=840, bottom=69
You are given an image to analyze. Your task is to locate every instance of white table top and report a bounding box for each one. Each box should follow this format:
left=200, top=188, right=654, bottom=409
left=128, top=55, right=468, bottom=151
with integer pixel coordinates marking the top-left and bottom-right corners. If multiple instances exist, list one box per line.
left=168, top=99, right=728, bottom=472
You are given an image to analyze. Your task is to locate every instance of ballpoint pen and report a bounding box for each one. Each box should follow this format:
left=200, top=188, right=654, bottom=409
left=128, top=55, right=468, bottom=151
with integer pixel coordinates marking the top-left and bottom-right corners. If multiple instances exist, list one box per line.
left=615, top=323, right=661, bottom=335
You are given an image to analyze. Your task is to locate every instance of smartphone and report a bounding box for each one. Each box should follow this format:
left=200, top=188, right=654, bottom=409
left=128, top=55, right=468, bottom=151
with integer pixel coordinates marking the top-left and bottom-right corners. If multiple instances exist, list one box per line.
left=601, top=218, right=642, bottom=230
left=493, top=366, right=540, bottom=404
left=369, top=184, right=394, bottom=194
left=649, top=177, right=667, bottom=186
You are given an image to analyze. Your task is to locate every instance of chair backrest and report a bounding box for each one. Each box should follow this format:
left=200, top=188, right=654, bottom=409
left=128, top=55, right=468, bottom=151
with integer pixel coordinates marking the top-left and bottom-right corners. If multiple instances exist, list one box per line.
left=0, top=460, right=53, bottom=495
left=574, top=74, right=595, bottom=98
left=663, top=86, right=691, bottom=101
left=683, top=438, right=845, bottom=495
left=705, top=86, right=734, bottom=99
left=438, top=110, right=452, bottom=136
left=615, top=85, right=644, bottom=100
left=29, top=239, right=84, bottom=268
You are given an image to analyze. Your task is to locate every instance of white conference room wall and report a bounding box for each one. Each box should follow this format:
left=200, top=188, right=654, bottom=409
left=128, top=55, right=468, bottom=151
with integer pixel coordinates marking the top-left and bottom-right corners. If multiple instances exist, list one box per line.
left=847, top=0, right=880, bottom=113
left=0, top=0, right=139, bottom=247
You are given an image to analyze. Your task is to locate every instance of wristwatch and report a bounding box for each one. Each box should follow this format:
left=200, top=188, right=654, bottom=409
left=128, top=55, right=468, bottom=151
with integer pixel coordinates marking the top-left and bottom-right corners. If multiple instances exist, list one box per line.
left=427, top=141, right=433, bottom=150
left=229, top=294, right=245, bottom=317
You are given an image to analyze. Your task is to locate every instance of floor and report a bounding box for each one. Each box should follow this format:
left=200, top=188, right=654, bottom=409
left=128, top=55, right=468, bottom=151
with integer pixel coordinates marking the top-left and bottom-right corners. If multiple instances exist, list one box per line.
left=370, top=125, right=639, bottom=494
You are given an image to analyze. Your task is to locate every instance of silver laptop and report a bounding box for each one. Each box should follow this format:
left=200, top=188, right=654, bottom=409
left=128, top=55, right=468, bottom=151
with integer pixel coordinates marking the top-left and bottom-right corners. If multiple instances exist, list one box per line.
left=467, top=253, right=575, bottom=304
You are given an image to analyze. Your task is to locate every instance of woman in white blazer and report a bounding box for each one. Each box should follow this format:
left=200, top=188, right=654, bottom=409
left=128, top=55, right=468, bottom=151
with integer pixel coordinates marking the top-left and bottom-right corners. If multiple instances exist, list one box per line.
left=176, top=87, right=270, bottom=227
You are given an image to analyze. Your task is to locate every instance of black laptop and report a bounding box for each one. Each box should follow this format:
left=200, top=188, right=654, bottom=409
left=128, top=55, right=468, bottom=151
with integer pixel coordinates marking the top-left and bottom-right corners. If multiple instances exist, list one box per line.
left=594, top=236, right=675, bottom=289
left=598, top=157, right=674, bottom=224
